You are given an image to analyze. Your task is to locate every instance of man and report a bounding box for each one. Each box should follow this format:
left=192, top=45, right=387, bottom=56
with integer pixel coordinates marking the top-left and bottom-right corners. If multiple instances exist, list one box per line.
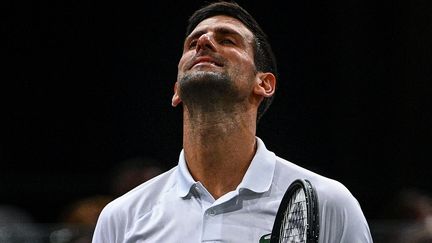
left=93, top=1, right=373, bottom=242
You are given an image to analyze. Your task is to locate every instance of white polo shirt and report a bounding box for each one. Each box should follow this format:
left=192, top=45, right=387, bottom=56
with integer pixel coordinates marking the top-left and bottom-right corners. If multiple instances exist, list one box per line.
left=93, top=137, right=373, bottom=243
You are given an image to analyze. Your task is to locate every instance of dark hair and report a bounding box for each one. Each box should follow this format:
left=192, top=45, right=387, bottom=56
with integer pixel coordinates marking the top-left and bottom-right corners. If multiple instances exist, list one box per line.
left=185, top=1, right=278, bottom=121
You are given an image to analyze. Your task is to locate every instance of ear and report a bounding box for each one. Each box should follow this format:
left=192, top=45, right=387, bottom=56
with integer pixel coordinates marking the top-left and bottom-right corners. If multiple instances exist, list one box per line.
left=172, top=82, right=182, bottom=107
left=254, top=72, right=276, bottom=98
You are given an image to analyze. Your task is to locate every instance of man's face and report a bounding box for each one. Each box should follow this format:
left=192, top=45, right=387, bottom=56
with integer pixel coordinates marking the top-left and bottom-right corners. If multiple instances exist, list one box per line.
left=173, top=15, right=257, bottom=108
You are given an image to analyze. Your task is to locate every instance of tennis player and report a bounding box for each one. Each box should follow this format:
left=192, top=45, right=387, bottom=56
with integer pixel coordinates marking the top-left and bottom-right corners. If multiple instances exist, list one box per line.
left=93, top=1, right=373, bottom=242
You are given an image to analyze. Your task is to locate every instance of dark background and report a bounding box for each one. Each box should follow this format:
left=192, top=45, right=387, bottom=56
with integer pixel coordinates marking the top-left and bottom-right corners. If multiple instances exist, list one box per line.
left=3, top=0, right=431, bottom=225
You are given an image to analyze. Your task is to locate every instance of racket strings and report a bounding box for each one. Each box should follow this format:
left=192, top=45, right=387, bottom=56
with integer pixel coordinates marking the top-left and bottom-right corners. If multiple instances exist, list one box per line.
left=280, top=189, right=308, bottom=243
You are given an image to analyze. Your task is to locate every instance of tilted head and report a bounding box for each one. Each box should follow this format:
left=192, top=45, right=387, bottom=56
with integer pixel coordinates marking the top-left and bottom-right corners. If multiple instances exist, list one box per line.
left=176, top=1, right=278, bottom=122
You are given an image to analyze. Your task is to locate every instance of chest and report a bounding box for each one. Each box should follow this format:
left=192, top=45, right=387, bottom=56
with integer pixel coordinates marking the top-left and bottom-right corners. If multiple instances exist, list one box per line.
left=124, top=193, right=280, bottom=243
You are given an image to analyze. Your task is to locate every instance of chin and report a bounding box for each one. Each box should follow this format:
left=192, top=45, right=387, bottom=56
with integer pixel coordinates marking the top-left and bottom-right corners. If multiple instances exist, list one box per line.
left=178, top=71, right=239, bottom=109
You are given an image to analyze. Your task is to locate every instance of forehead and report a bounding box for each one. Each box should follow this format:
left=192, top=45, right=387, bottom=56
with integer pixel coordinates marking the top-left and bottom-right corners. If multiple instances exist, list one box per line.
left=190, top=15, right=254, bottom=41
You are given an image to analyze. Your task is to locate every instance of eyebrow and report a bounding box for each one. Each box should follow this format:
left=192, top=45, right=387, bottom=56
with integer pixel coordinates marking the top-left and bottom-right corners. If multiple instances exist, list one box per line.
left=184, top=26, right=244, bottom=45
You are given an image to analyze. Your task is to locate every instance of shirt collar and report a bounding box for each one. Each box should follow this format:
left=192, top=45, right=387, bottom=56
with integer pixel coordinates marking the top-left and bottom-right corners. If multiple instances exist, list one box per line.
left=237, top=137, right=276, bottom=193
left=176, top=149, right=196, bottom=197
left=176, top=137, right=276, bottom=197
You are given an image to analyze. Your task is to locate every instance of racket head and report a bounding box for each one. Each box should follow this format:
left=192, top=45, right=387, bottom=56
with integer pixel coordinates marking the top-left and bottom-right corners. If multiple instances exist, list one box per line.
left=270, top=179, right=319, bottom=243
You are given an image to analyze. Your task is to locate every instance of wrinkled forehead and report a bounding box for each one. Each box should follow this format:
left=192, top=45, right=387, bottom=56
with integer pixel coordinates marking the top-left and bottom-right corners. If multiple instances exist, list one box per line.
left=188, top=15, right=254, bottom=42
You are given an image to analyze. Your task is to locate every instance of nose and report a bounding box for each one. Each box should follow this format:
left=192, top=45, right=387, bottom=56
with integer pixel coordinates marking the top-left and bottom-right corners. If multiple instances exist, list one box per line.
left=196, top=33, right=216, bottom=53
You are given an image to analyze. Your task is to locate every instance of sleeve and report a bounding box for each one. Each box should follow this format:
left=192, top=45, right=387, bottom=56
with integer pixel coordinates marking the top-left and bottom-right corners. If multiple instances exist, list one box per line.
left=318, top=181, right=373, bottom=243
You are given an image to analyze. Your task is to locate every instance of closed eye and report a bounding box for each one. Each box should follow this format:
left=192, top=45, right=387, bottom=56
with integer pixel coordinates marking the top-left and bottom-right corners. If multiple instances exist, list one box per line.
left=220, top=39, right=235, bottom=45
left=188, top=40, right=198, bottom=49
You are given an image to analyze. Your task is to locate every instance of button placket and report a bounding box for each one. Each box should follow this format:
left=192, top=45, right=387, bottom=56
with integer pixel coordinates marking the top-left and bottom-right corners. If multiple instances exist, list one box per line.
left=201, top=206, right=223, bottom=242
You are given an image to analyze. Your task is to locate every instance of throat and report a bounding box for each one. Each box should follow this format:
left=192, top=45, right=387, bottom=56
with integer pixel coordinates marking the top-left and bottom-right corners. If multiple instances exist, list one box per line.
left=183, top=126, right=257, bottom=199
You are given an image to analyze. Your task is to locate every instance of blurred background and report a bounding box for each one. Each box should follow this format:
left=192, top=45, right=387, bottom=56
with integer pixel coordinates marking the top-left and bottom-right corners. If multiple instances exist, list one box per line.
left=2, top=0, right=431, bottom=242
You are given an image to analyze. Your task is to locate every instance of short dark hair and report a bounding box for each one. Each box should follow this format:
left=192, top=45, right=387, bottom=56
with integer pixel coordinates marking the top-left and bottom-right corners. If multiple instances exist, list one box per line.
left=185, top=1, right=278, bottom=122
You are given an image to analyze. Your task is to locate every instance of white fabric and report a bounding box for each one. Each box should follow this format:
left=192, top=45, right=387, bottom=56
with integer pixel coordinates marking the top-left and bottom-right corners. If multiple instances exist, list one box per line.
left=93, top=137, right=373, bottom=243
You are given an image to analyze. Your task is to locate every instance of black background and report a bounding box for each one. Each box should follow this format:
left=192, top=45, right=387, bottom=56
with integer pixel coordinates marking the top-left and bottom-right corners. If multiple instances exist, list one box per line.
left=3, top=0, right=431, bottom=224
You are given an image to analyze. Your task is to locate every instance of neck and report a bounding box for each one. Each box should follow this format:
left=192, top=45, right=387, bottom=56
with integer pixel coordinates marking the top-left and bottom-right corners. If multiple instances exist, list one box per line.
left=182, top=106, right=257, bottom=199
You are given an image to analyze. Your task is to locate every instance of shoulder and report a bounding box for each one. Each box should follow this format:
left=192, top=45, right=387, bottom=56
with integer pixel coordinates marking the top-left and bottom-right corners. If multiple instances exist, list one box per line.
left=272, top=156, right=373, bottom=242
left=272, top=156, right=360, bottom=212
left=93, top=167, right=178, bottom=242
left=273, top=156, right=352, bottom=198
left=94, top=167, right=177, bottom=236
left=274, top=155, right=362, bottom=211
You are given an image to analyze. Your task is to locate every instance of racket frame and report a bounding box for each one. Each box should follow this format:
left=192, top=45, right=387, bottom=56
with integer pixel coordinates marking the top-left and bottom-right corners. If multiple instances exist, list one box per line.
left=270, top=179, right=319, bottom=243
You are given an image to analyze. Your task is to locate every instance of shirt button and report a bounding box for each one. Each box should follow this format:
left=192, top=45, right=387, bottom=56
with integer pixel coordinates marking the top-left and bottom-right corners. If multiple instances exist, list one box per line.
left=207, top=209, right=215, bottom=216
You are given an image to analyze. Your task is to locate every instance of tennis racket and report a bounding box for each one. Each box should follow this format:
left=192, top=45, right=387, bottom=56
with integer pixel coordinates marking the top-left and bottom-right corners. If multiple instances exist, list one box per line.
left=270, top=179, right=319, bottom=243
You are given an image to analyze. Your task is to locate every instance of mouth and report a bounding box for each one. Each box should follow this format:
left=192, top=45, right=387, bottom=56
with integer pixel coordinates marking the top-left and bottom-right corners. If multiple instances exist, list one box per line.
left=189, top=56, right=223, bottom=70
